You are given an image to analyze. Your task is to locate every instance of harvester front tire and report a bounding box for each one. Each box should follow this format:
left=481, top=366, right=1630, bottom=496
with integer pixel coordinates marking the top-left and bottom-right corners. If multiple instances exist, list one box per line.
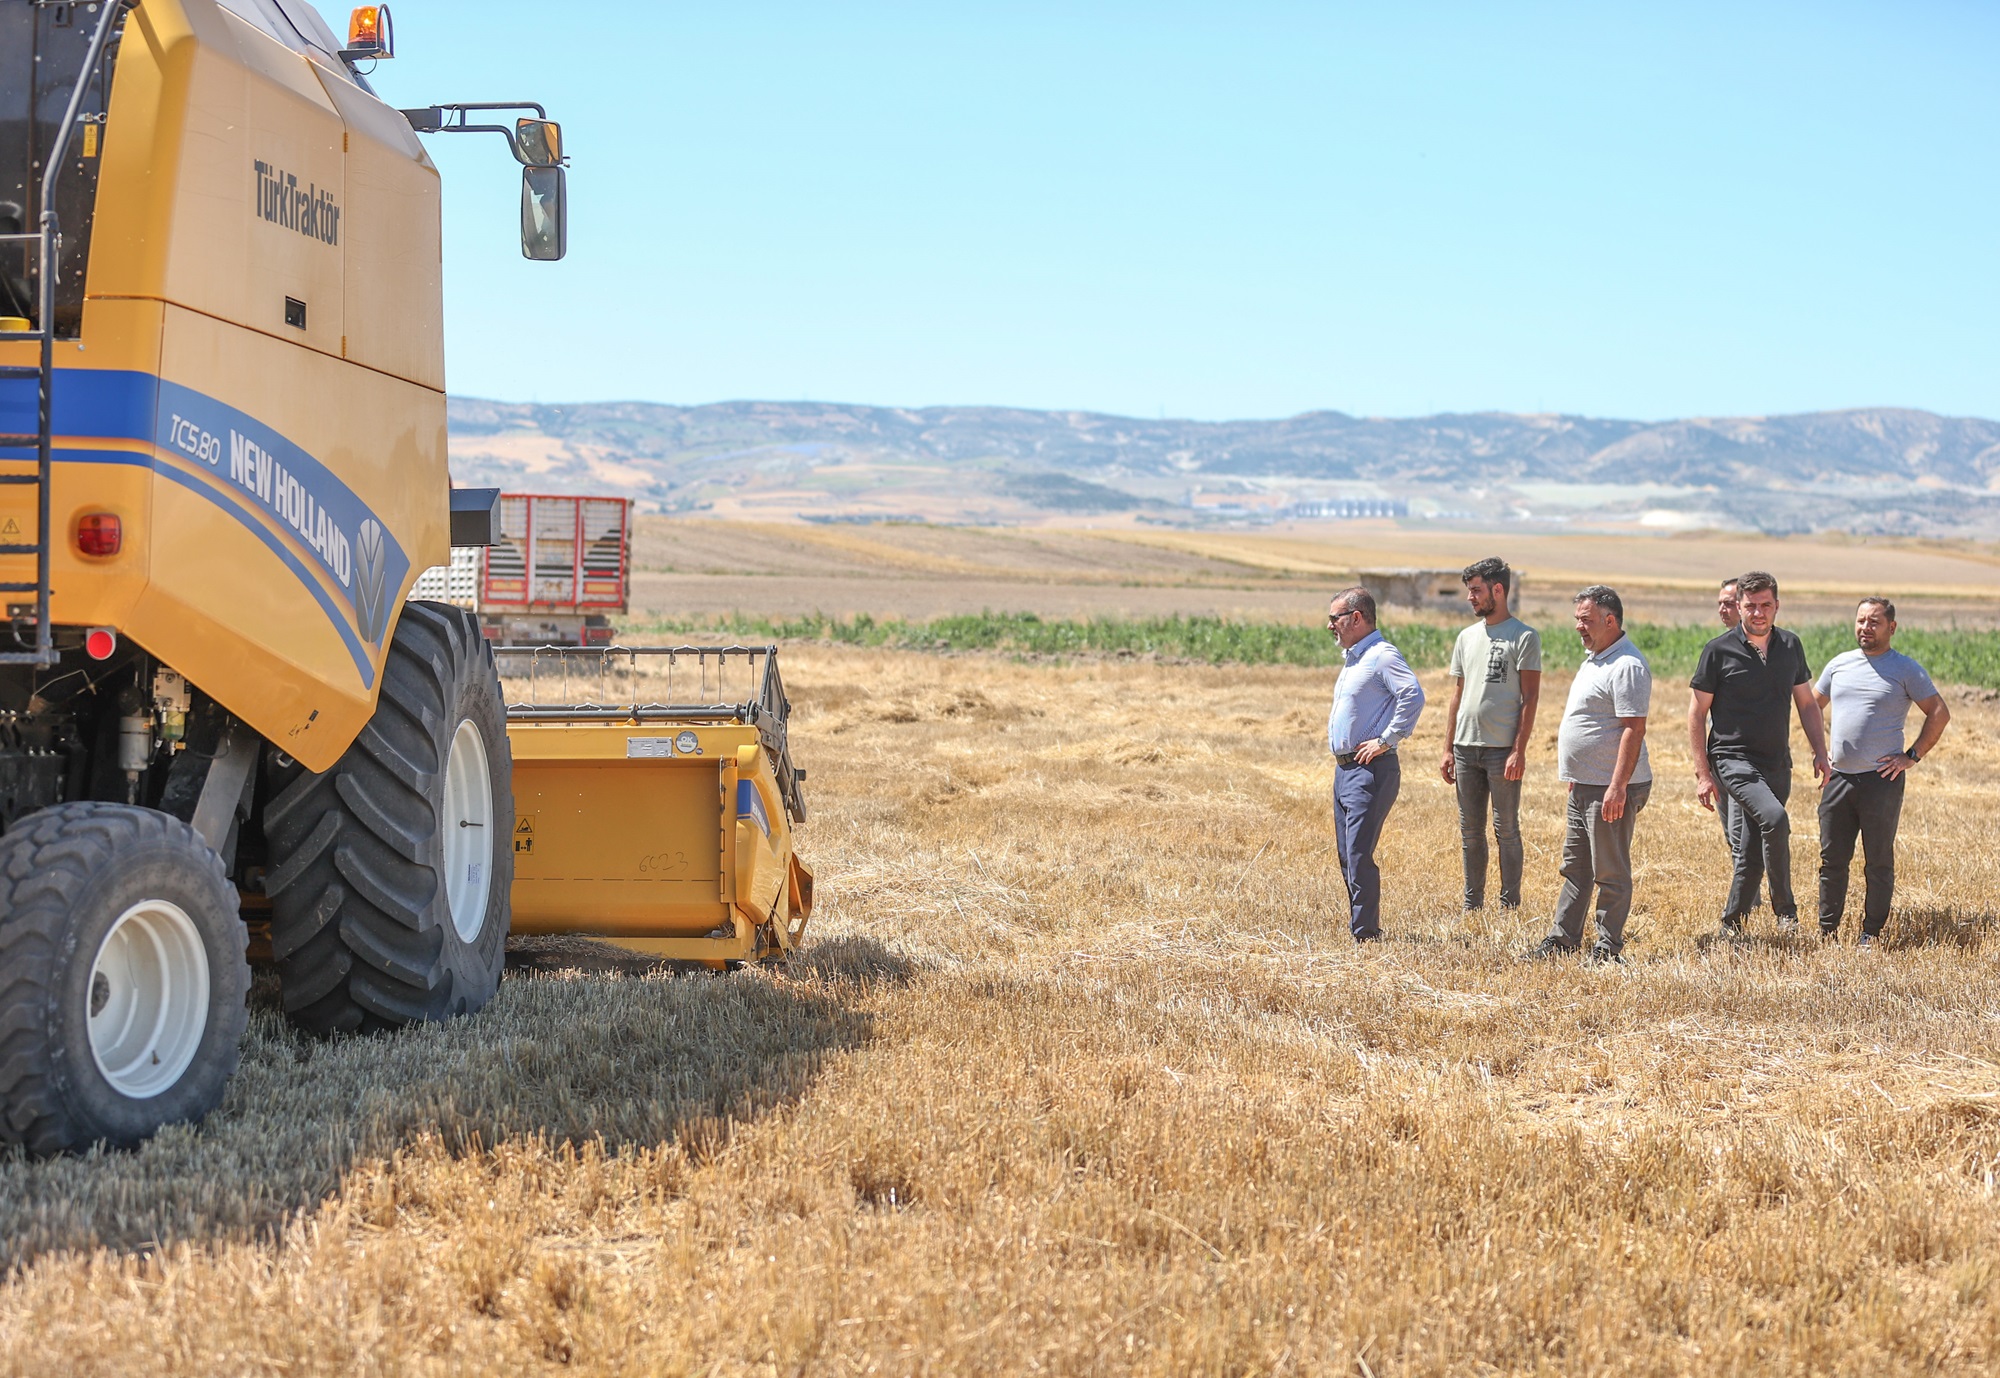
left=0, top=804, right=249, bottom=1155
left=264, top=601, right=514, bottom=1035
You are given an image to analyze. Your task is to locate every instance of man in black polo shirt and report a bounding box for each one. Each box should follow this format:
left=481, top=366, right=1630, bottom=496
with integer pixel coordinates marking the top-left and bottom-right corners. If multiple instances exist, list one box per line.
left=1688, top=570, right=1831, bottom=936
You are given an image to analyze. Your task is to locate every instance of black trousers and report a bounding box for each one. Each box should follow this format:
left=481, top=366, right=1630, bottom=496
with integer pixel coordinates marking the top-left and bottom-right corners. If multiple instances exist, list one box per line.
left=1818, top=769, right=1905, bottom=937
left=1714, top=755, right=1795, bottom=924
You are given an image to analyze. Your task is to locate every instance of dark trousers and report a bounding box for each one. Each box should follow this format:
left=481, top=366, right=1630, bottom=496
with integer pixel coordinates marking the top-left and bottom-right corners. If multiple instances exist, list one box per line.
left=1333, top=753, right=1401, bottom=940
left=1548, top=781, right=1649, bottom=954
left=1453, top=745, right=1522, bottom=909
left=1818, top=770, right=1905, bottom=937
left=1714, top=756, right=1795, bottom=924
left=1715, top=789, right=1762, bottom=911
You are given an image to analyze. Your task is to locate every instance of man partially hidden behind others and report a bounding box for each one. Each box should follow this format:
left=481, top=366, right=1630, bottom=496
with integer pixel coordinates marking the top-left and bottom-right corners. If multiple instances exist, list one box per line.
left=1688, top=571, right=1830, bottom=937
left=1710, top=577, right=1761, bottom=913
left=1522, top=585, right=1650, bottom=964
left=1325, top=586, right=1425, bottom=943
left=1440, top=557, right=1541, bottom=912
left=1814, top=597, right=1950, bottom=947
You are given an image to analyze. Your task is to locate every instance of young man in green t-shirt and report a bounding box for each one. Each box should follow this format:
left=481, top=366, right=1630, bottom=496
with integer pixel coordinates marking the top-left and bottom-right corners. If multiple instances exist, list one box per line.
left=1440, top=557, right=1542, bottom=910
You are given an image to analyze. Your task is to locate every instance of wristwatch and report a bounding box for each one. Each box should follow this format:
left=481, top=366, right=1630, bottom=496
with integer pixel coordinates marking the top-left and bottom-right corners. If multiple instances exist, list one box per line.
left=1906, top=745, right=1922, bottom=763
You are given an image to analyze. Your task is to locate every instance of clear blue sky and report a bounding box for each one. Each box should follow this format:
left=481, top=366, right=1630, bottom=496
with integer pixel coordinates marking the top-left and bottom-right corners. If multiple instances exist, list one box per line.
left=353, top=1, right=1999, bottom=422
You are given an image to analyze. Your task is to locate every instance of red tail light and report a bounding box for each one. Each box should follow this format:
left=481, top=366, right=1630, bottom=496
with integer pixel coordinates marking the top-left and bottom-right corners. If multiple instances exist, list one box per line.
left=85, top=627, right=116, bottom=660
left=76, top=513, right=122, bottom=556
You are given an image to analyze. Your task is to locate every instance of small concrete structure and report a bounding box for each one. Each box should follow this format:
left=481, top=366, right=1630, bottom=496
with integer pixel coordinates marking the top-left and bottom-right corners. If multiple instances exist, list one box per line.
left=1357, top=567, right=1527, bottom=612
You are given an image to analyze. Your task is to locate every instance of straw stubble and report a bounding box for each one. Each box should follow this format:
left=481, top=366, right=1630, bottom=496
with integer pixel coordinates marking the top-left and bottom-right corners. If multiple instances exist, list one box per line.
left=1, top=645, right=1998, bottom=1375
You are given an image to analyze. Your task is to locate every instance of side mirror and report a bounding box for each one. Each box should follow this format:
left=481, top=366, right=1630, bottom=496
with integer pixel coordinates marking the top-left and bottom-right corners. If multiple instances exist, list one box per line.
left=514, top=119, right=562, bottom=167
left=521, top=165, right=566, bottom=261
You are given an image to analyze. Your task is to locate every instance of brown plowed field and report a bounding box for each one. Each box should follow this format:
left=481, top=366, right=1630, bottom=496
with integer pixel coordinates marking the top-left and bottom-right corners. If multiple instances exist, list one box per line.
left=631, top=519, right=2000, bottom=626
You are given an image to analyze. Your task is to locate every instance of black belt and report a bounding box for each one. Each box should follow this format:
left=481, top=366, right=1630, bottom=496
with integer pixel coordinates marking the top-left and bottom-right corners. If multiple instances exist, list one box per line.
left=1334, top=748, right=1392, bottom=768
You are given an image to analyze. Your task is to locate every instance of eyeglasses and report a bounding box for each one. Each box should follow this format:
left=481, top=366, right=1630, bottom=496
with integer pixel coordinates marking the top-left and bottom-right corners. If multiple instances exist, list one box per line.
left=1328, top=609, right=1361, bottom=624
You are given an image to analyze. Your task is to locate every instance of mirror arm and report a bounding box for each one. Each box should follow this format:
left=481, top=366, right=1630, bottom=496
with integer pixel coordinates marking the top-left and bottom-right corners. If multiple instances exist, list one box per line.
left=400, top=102, right=565, bottom=166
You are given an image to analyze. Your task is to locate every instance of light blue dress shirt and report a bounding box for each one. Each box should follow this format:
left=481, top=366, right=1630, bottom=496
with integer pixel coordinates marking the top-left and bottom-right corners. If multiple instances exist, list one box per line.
left=1327, top=629, right=1426, bottom=754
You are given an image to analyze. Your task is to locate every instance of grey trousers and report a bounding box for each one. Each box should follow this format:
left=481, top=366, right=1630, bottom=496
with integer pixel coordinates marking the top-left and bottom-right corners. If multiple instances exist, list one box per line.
left=1547, top=781, right=1650, bottom=954
left=1454, top=746, right=1523, bottom=909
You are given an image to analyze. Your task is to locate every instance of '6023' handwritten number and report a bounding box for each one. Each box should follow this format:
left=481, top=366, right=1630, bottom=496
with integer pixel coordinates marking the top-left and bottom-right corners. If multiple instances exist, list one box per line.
left=637, top=850, right=689, bottom=875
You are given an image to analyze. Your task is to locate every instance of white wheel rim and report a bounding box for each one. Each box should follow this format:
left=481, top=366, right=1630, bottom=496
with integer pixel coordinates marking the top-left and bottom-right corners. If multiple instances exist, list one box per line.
left=444, top=717, right=496, bottom=943
left=88, top=899, right=211, bottom=1100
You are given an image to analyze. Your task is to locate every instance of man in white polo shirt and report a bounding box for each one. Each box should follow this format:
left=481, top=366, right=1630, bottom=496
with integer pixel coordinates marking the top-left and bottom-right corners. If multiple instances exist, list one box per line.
left=1814, top=596, right=1950, bottom=947
left=1521, top=585, right=1652, bottom=965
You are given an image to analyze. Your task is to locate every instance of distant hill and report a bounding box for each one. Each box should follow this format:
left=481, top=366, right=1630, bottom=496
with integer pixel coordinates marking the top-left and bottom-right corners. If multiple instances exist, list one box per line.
left=446, top=398, right=2000, bottom=535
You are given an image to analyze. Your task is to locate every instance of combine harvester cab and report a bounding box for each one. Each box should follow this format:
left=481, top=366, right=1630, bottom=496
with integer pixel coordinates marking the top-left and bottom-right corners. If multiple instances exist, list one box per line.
left=504, top=644, right=812, bottom=967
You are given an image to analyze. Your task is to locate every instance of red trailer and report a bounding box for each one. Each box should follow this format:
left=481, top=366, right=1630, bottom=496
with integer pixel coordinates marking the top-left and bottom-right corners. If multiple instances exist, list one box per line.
left=412, top=494, right=632, bottom=645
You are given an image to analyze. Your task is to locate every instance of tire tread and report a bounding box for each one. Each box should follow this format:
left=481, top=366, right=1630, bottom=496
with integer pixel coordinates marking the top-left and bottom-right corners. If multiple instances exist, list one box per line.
left=0, top=804, right=248, bottom=1154
left=264, top=603, right=512, bottom=1035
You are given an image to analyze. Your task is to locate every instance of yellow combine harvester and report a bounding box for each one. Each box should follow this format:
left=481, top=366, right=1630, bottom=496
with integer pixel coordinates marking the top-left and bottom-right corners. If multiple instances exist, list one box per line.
left=0, top=0, right=810, bottom=1154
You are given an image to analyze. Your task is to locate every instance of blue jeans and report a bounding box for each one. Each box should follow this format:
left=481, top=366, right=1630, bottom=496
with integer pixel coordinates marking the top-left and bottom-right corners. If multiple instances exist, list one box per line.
left=1333, top=753, right=1401, bottom=940
left=1453, top=745, right=1522, bottom=909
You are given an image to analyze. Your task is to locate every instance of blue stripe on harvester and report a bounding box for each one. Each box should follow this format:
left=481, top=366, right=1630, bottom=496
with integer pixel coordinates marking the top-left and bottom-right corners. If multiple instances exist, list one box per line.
left=0, top=366, right=157, bottom=440
left=735, top=779, right=772, bottom=838
left=0, top=367, right=401, bottom=689
left=9, top=446, right=377, bottom=688
left=151, top=462, right=378, bottom=687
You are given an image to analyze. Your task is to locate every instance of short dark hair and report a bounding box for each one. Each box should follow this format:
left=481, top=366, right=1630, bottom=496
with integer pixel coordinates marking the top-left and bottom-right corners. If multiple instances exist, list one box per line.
left=1574, top=584, right=1624, bottom=624
left=1736, top=570, right=1779, bottom=599
left=1332, top=585, right=1377, bottom=626
left=1461, top=557, right=1511, bottom=595
left=1718, top=577, right=1739, bottom=592
left=1858, top=595, right=1897, bottom=621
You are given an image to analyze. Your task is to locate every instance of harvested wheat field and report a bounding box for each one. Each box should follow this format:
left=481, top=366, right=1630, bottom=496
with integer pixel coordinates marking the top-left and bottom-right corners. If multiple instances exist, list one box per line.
left=4, top=645, right=2000, bottom=1375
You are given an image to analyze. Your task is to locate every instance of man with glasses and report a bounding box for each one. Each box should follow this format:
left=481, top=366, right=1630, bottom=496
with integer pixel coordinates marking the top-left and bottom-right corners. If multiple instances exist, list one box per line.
left=1326, top=586, right=1425, bottom=943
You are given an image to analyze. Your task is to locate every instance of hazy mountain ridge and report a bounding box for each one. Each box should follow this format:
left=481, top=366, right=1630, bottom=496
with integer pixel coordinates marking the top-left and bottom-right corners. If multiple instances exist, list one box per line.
left=445, top=397, right=2000, bottom=531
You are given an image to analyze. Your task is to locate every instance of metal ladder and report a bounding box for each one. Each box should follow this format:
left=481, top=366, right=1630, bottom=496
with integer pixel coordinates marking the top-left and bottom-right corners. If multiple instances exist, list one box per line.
left=0, top=0, right=127, bottom=667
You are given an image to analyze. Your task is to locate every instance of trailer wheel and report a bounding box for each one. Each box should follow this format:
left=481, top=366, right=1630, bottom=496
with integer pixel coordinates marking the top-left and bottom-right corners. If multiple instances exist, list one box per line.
left=264, top=601, right=514, bottom=1034
left=0, top=804, right=249, bottom=1155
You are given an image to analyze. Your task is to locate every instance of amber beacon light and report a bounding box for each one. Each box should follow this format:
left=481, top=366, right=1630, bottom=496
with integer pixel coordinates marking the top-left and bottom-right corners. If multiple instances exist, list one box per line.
left=344, top=6, right=395, bottom=60
left=75, top=513, right=122, bottom=557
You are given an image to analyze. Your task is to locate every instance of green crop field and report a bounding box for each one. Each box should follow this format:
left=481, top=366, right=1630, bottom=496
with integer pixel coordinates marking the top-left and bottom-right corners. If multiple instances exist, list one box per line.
left=627, top=611, right=2000, bottom=689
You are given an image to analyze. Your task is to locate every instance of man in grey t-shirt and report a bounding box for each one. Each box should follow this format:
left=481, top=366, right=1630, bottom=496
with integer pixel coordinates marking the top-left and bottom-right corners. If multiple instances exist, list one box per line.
left=1813, top=597, right=1951, bottom=945
left=1522, top=585, right=1651, bottom=964
left=1440, top=557, right=1542, bottom=911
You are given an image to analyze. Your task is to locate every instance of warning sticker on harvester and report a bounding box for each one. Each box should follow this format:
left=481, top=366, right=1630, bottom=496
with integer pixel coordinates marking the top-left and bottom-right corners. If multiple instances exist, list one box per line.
left=513, top=815, right=535, bottom=855
left=627, top=737, right=674, bottom=758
